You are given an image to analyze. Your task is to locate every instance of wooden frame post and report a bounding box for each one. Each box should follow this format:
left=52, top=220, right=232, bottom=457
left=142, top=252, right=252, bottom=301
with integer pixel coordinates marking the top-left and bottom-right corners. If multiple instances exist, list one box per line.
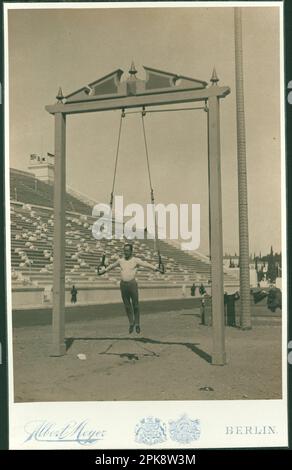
left=51, top=112, right=66, bottom=356
left=208, top=94, right=226, bottom=365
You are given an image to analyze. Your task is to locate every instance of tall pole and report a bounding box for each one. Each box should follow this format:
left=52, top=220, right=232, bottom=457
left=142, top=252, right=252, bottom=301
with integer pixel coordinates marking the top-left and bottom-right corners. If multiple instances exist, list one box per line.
left=206, top=103, right=211, bottom=263
left=234, top=8, right=251, bottom=329
left=208, top=70, right=226, bottom=365
left=52, top=111, right=66, bottom=355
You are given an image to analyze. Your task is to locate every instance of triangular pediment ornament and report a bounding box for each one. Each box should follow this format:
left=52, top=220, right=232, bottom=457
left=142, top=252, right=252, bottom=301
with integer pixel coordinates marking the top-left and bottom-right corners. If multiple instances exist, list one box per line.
left=64, top=64, right=208, bottom=104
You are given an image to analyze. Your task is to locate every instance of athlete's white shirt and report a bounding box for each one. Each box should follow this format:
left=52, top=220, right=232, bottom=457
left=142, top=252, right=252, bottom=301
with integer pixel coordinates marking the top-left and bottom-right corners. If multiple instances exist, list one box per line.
left=108, top=256, right=155, bottom=282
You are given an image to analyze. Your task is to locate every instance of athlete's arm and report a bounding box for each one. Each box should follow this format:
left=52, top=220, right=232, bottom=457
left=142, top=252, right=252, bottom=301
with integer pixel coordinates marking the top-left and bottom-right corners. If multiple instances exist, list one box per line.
left=103, top=260, right=120, bottom=273
left=136, top=258, right=160, bottom=271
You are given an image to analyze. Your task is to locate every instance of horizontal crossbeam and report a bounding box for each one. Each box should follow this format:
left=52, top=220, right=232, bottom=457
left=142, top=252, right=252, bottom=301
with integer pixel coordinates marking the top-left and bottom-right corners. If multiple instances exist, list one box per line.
left=45, top=86, right=230, bottom=115
left=124, top=106, right=207, bottom=115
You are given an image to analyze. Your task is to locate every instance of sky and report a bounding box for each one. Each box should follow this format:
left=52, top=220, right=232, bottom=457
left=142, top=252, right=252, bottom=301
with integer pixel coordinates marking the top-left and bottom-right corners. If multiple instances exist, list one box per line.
left=7, top=4, right=283, bottom=255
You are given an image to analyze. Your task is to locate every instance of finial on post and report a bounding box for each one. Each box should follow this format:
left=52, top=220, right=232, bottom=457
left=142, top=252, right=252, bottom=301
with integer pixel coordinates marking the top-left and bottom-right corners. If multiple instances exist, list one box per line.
left=210, top=67, right=219, bottom=86
left=129, top=61, right=138, bottom=79
left=56, top=87, right=64, bottom=103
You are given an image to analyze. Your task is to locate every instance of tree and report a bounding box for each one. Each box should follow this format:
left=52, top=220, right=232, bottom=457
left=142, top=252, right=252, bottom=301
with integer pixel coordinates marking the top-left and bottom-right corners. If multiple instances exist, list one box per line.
left=267, top=246, right=277, bottom=283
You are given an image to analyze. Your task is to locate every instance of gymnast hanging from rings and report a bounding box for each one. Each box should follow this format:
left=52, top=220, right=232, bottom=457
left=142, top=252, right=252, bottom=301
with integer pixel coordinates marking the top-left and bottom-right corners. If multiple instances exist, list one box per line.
left=97, top=107, right=165, bottom=334
left=98, top=243, right=164, bottom=334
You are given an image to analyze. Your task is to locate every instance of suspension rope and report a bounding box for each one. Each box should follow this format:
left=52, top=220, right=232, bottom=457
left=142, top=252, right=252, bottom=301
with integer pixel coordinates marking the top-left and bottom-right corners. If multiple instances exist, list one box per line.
left=140, top=110, right=164, bottom=273
left=98, top=110, right=124, bottom=276
left=141, top=110, right=156, bottom=247
left=141, top=111, right=154, bottom=199
left=110, top=110, right=124, bottom=208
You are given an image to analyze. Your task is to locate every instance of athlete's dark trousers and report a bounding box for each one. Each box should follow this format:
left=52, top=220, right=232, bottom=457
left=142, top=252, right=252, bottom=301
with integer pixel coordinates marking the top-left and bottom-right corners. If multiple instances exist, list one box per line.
left=120, top=280, right=140, bottom=326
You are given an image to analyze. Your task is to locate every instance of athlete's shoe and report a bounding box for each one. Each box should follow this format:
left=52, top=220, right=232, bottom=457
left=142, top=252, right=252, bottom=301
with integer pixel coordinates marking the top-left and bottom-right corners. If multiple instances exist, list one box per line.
left=129, top=325, right=134, bottom=334
left=135, top=326, right=141, bottom=334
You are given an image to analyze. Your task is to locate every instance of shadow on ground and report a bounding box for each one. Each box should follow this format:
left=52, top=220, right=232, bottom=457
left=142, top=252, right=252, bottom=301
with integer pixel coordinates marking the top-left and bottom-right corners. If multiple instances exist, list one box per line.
left=65, top=336, right=212, bottom=363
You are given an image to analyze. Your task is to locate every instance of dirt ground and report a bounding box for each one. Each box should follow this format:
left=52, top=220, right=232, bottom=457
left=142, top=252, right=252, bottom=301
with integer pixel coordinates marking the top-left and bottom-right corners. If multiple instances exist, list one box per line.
left=13, top=308, right=282, bottom=402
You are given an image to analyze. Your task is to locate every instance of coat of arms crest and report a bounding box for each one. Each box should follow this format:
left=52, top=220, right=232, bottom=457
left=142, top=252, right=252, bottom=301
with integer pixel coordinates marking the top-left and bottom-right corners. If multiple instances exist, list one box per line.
left=135, top=417, right=167, bottom=445
left=169, top=415, right=201, bottom=444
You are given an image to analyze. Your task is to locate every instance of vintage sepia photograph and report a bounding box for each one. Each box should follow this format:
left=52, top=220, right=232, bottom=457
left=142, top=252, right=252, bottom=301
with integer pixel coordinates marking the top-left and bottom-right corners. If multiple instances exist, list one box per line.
left=4, top=1, right=288, bottom=450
